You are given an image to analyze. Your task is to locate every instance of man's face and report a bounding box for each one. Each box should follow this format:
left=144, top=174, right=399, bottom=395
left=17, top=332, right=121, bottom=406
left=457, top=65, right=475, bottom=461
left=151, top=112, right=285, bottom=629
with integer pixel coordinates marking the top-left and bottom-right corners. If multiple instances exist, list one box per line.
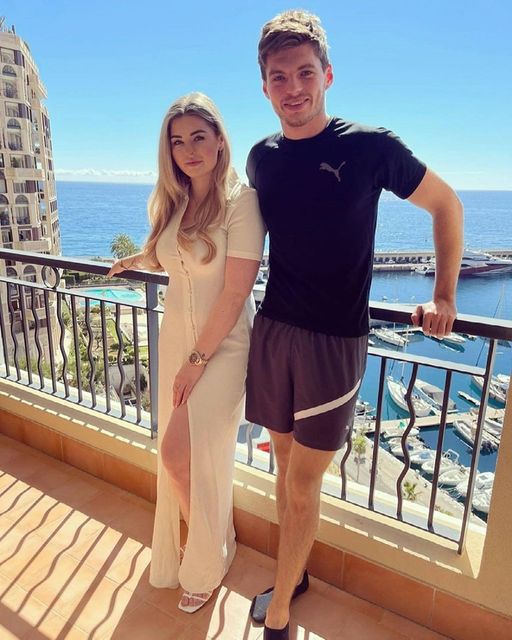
left=263, top=43, right=333, bottom=138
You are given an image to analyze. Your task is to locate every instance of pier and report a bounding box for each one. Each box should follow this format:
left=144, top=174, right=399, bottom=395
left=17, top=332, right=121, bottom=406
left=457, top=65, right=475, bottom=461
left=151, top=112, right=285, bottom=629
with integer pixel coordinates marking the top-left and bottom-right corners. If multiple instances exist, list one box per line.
left=372, top=248, right=512, bottom=272
left=260, top=248, right=512, bottom=272
left=363, top=407, right=505, bottom=435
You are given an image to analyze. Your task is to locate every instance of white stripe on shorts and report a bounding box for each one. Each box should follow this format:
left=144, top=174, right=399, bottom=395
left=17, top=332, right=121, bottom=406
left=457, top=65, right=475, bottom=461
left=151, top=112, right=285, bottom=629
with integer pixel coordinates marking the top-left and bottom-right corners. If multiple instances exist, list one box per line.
left=293, top=379, right=361, bottom=421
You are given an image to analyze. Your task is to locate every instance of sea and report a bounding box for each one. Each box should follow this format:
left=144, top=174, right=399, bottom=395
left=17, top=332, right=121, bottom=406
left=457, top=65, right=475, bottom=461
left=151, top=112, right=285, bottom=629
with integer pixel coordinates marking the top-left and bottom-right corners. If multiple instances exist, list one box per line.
left=57, top=182, right=512, bottom=476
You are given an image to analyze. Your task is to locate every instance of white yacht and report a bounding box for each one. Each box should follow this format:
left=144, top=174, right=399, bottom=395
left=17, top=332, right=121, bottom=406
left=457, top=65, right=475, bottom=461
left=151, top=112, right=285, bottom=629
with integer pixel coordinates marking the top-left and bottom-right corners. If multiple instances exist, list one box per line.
left=471, top=375, right=507, bottom=405
left=414, top=378, right=457, bottom=412
left=420, top=449, right=460, bottom=475
left=386, top=376, right=432, bottom=417
left=372, top=328, right=408, bottom=347
left=387, top=436, right=426, bottom=458
left=456, top=471, right=494, bottom=498
left=472, top=487, right=493, bottom=514
left=417, top=250, right=512, bottom=277
left=453, top=418, right=498, bottom=450
left=382, top=425, right=420, bottom=440
left=438, top=466, right=470, bottom=487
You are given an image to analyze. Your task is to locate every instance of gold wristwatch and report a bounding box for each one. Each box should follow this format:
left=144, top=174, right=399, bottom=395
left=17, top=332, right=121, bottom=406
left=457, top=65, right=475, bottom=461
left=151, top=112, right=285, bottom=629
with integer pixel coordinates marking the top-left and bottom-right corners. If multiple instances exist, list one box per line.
left=189, top=350, right=209, bottom=366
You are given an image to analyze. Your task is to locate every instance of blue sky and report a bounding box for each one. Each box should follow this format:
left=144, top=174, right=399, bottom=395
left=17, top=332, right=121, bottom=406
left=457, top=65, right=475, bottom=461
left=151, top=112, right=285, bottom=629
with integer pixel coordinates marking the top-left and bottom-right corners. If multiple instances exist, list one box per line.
left=4, top=0, right=511, bottom=188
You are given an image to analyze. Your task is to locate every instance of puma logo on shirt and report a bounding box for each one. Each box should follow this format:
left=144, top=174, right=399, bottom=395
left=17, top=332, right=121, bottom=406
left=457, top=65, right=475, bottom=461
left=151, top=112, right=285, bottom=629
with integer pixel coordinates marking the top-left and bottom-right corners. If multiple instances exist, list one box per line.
left=319, top=160, right=346, bottom=182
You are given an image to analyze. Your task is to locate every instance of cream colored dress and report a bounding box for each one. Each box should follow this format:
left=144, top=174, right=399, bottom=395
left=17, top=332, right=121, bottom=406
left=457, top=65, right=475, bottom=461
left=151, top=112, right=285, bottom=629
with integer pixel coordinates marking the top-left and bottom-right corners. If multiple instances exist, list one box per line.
left=149, top=182, right=265, bottom=593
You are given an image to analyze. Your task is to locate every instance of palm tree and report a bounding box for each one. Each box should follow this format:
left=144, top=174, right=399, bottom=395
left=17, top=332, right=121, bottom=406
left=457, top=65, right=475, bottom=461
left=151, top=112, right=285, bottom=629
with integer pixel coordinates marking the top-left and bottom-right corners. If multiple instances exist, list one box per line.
left=111, top=233, right=139, bottom=259
left=403, top=481, right=421, bottom=502
left=352, top=432, right=367, bottom=483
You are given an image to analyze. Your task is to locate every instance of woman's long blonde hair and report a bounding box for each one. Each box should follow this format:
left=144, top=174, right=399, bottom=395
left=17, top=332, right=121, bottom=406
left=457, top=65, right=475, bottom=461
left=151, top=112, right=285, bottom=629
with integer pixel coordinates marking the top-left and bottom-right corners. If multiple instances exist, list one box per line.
left=143, top=92, right=232, bottom=268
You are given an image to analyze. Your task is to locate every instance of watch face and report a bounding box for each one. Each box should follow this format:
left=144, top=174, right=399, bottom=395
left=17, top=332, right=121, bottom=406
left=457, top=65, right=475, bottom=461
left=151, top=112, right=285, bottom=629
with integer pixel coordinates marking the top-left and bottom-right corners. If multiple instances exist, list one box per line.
left=190, top=352, right=199, bottom=365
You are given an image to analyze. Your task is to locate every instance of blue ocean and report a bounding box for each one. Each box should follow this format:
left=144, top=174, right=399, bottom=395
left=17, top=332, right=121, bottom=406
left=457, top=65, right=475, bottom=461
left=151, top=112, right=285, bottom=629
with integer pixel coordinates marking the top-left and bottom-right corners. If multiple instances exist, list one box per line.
left=57, top=182, right=512, bottom=474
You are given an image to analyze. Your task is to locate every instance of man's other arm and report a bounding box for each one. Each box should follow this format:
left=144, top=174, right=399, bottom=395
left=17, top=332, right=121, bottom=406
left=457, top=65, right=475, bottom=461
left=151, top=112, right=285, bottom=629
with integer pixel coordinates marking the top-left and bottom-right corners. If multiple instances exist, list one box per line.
left=408, top=168, right=464, bottom=337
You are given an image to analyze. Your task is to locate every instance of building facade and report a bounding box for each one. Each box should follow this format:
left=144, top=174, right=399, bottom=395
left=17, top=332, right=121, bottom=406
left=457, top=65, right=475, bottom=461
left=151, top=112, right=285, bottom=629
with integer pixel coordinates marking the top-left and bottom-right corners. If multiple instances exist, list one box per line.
left=0, top=18, right=60, bottom=361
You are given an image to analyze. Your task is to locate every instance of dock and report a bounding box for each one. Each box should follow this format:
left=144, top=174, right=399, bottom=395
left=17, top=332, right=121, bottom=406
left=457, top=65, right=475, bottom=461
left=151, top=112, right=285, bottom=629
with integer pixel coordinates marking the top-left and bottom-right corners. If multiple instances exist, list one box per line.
left=364, top=407, right=505, bottom=435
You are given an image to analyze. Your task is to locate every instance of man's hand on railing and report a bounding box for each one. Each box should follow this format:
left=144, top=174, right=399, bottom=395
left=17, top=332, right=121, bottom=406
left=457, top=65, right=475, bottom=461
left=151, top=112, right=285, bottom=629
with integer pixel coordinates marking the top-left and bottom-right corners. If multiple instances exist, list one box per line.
left=411, top=299, right=457, bottom=338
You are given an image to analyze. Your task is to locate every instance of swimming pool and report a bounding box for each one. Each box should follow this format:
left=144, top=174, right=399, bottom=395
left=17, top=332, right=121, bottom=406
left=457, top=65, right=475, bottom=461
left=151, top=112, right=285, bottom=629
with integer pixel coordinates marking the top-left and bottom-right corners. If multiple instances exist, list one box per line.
left=75, top=287, right=145, bottom=304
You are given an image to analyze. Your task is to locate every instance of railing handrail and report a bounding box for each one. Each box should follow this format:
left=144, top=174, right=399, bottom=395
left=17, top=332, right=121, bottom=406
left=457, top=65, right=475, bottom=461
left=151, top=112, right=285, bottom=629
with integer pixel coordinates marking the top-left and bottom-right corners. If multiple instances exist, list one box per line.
left=0, top=247, right=168, bottom=286
left=1, top=247, right=511, bottom=340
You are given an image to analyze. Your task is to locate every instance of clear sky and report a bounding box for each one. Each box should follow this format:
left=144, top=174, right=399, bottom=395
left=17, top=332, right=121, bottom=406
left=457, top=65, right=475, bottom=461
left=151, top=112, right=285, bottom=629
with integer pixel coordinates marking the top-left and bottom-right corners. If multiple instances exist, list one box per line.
left=4, top=0, right=511, bottom=189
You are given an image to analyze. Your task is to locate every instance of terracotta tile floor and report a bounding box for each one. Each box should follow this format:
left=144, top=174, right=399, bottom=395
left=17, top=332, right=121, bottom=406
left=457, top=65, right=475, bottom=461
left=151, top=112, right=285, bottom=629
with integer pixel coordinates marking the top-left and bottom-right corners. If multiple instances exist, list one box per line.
left=0, top=435, right=450, bottom=640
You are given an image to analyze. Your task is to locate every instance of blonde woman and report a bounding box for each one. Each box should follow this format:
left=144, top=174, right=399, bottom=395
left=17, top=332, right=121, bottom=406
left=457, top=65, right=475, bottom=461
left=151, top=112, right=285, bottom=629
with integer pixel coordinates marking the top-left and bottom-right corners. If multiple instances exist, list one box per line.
left=108, top=93, right=265, bottom=612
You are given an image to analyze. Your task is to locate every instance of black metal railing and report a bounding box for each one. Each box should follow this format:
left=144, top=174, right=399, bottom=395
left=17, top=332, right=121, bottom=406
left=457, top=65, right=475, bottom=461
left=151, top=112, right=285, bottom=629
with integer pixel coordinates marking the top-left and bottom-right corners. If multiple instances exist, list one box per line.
left=0, top=248, right=166, bottom=437
left=1, top=248, right=511, bottom=553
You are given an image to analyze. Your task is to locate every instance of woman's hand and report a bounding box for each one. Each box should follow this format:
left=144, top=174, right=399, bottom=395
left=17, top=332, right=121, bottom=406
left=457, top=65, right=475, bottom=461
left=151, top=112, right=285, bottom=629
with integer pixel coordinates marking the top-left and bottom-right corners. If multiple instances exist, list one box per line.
left=106, top=259, right=127, bottom=278
left=172, top=362, right=206, bottom=408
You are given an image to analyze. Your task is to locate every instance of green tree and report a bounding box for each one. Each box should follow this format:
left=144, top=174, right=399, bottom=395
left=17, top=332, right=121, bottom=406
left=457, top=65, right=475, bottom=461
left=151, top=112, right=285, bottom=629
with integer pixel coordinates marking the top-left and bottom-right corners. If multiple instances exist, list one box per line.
left=110, top=233, right=139, bottom=259
left=403, top=481, right=421, bottom=502
left=352, top=432, right=367, bottom=483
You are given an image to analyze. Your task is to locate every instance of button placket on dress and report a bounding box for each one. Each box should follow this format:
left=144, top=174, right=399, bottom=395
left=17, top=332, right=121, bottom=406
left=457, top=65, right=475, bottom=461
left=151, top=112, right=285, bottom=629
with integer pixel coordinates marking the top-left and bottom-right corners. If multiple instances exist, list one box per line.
left=175, top=242, right=198, bottom=344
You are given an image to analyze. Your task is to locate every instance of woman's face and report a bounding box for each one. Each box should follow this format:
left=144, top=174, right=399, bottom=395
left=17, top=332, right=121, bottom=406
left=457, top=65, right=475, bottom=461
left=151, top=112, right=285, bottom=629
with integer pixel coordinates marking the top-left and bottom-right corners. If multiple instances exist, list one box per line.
left=170, top=114, right=223, bottom=182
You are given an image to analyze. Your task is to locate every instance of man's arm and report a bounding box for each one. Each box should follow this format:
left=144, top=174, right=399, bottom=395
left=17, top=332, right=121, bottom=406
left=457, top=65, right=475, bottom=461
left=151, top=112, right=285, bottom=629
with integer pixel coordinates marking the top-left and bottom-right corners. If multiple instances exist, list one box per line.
left=407, top=168, right=464, bottom=338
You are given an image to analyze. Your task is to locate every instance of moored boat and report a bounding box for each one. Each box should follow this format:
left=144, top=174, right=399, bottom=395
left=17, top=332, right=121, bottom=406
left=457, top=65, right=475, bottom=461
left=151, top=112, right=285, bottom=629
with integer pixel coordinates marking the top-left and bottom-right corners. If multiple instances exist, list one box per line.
left=420, top=449, right=460, bottom=475
left=456, top=471, right=494, bottom=498
left=438, top=466, right=470, bottom=487
left=453, top=418, right=498, bottom=451
left=386, top=376, right=432, bottom=417
left=417, top=250, right=512, bottom=277
left=414, top=378, right=457, bottom=412
left=471, top=375, right=507, bottom=405
left=373, top=328, right=408, bottom=347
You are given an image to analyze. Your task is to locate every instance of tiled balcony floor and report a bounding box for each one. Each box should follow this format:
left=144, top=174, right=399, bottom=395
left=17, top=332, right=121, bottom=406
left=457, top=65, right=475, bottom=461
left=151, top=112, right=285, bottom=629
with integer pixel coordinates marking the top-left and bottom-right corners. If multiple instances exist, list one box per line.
left=0, top=434, right=450, bottom=640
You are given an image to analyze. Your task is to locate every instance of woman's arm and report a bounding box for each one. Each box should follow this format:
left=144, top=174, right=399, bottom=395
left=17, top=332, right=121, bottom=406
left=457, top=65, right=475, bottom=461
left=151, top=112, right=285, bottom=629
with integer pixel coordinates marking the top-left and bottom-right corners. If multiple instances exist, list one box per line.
left=107, top=251, right=162, bottom=277
left=172, top=256, right=260, bottom=408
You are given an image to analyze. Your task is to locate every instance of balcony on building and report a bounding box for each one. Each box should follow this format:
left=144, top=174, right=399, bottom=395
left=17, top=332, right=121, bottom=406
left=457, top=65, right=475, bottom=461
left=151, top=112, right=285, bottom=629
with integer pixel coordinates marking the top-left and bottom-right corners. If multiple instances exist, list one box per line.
left=0, top=248, right=511, bottom=640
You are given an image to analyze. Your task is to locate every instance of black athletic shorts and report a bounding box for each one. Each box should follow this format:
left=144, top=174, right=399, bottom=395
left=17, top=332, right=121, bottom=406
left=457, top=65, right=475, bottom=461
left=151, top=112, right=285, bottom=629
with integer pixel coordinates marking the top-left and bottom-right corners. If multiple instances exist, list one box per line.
left=246, top=315, right=368, bottom=451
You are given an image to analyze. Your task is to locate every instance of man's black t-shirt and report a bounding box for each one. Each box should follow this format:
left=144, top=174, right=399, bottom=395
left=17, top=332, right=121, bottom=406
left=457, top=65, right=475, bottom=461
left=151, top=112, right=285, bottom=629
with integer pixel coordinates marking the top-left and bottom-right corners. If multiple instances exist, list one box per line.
left=246, top=117, right=427, bottom=337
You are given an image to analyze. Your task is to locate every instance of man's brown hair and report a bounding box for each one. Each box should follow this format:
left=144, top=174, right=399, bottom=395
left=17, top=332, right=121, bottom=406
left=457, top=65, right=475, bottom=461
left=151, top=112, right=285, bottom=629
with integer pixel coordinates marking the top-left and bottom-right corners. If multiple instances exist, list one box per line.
left=258, top=10, right=330, bottom=79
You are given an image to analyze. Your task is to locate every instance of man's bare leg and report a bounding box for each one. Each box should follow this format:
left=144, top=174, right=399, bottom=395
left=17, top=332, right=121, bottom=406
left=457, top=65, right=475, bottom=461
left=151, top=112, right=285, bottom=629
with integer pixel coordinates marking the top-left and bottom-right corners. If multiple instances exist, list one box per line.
left=271, top=432, right=294, bottom=526
left=265, top=440, right=336, bottom=630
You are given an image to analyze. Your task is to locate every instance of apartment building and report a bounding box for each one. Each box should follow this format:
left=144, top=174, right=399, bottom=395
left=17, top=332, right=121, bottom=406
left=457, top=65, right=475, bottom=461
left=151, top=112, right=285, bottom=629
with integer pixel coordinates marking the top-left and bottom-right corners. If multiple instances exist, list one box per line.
left=0, top=18, right=60, bottom=358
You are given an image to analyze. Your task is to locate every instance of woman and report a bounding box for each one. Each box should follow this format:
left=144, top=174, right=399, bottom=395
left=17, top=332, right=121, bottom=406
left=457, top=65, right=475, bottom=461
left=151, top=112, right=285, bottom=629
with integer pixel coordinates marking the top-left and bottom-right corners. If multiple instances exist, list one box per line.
left=108, top=93, right=265, bottom=612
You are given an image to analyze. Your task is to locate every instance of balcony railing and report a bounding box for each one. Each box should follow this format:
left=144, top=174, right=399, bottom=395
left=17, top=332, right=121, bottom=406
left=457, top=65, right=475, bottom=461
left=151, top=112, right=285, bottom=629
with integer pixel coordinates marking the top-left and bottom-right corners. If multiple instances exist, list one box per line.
left=0, top=248, right=511, bottom=556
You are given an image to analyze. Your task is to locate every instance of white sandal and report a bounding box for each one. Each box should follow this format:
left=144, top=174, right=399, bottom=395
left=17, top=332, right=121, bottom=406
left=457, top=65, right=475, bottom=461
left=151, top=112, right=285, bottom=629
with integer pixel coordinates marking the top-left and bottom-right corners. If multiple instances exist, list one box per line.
left=178, top=590, right=213, bottom=614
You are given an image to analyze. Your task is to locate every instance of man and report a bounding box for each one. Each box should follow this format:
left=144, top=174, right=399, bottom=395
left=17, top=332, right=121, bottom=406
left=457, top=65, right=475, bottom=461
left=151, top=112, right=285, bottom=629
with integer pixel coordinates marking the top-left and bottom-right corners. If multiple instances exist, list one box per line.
left=245, top=10, right=463, bottom=640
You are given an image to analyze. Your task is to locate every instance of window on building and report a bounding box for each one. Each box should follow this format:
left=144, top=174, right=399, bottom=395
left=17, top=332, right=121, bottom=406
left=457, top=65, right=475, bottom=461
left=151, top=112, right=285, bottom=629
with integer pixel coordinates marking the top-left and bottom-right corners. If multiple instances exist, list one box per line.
left=7, top=133, right=22, bottom=151
left=23, top=265, right=37, bottom=283
left=3, top=81, right=17, bottom=99
left=5, top=102, right=19, bottom=117
left=2, top=65, right=16, bottom=77
left=1, top=229, right=13, bottom=243
left=0, top=179, right=6, bottom=194
left=0, top=207, right=9, bottom=226
left=13, top=183, right=26, bottom=194
left=11, top=156, right=25, bottom=169
left=6, top=118, right=20, bottom=129
left=18, top=229, right=32, bottom=242
left=15, top=207, right=30, bottom=224
left=15, top=195, right=29, bottom=205
left=0, top=49, right=15, bottom=64
left=0, top=154, right=4, bottom=168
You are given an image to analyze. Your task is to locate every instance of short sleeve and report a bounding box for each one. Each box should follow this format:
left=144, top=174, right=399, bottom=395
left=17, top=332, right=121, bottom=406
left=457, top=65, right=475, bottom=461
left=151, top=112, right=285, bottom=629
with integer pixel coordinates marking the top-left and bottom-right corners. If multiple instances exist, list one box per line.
left=374, top=129, right=427, bottom=199
left=225, top=185, right=266, bottom=261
